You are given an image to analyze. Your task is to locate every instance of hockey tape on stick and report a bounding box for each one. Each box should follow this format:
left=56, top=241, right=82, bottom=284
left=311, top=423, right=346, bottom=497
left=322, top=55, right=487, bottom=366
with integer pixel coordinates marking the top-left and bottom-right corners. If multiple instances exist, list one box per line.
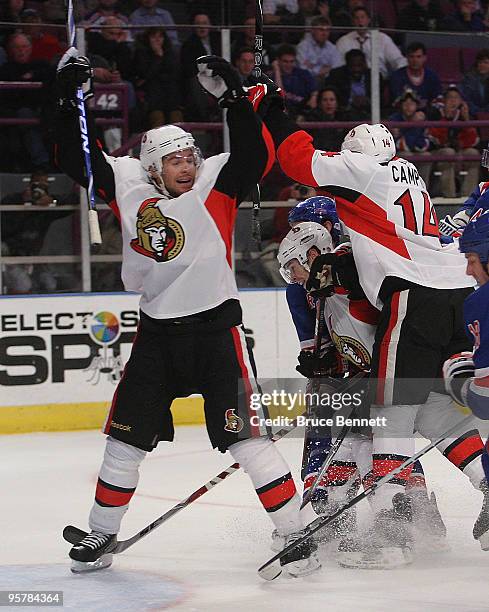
left=300, top=370, right=367, bottom=509
left=251, top=0, right=263, bottom=248
left=63, top=416, right=303, bottom=550
left=258, top=414, right=474, bottom=580
left=301, top=295, right=327, bottom=480
left=65, top=0, right=102, bottom=246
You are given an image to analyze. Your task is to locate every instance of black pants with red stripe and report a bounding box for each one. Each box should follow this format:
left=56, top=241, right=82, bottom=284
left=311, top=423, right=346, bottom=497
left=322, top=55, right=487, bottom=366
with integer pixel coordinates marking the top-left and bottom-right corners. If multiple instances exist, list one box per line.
left=372, top=281, right=473, bottom=406
left=104, top=308, right=262, bottom=452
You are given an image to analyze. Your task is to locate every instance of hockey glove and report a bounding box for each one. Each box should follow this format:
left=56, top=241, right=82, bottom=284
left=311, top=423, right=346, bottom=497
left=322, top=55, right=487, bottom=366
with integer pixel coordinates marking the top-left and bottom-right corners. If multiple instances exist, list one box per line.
left=438, top=209, right=471, bottom=238
left=442, top=351, right=475, bottom=407
left=196, top=55, right=245, bottom=108
left=56, top=47, right=93, bottom=104
left=245, top=74, right=285, bottom=117
left=305, top=253, right=335, bottom=298
left=296, top=346, right=348, bottom=378
left=306, top=243, right=366, bottom=300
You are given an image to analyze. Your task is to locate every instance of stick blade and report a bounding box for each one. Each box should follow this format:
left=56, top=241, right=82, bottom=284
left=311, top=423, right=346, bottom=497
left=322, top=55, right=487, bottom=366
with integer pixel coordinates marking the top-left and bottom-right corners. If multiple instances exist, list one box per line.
left=258, top=560, right=282, bottom=581
left=63, top=525, right=88, bottom=544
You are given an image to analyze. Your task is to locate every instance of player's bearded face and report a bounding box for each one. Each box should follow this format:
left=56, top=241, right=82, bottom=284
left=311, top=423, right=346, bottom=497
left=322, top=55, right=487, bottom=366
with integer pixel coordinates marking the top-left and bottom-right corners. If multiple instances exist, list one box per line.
left=465, top=253, right=489, bottom=286
left=161, top=149, right=197, bottom=197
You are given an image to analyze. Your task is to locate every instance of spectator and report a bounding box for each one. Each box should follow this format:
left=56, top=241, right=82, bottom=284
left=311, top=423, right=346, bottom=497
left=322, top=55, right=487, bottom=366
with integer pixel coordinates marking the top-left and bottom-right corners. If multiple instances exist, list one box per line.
left=180, top=13, right=220, bottom=120
left=231, top=16, right=273, bottom=69
left=181, top=13, right=220, bottom=81
left=461, top=49, right=489, bottom=115
left=429, top=85, right=480, bottom=197
left=0, top=0, right=25, bottom=46
left=286, top=0, right=326, bottom=44
left=330, top=0, right=365, bottom=28
left=133, top=27, right=182, bottom=128
left=335, top=6, right=407, bottom=78
left=440, top=0, right=485, bottom=31
left=272, top=44, right=317, bottom=117
left=233, top=47, right=255, bottom=85
left=304, top=86, right=350, bottom=150
left=389, top=41, right=442, bottom=111
left=129, top=0, right=179, bottom=49
left=263, top=0, right=298, bottom=24
left=296, top=16, right=342, bottom=85
left=397, top=0, right=443, bottom=31
left=84, top=0, right=131, bottom=40
left=1, top=169, right=74, bottom=292
left=389, top=89, right=433, bottom=188
left=324, top=48, right=382, bottom=120
left=19, top=9, right=66, bottom=63
left=86, top=16, right=134, bottom=81
left=0, top=33, right=54, bottom=171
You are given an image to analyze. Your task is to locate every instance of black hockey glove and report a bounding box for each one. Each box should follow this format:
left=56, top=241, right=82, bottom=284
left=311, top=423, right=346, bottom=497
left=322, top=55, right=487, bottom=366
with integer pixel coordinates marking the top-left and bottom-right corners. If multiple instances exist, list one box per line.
left=296, top=346, right=348, bottom=378
left=56, top=46, right=93, bottom=105
left=196, top=55, right=246, bottom=108
left=306, top=244, right=366, bottom=301
left=245, top=73, right=285, bottom=118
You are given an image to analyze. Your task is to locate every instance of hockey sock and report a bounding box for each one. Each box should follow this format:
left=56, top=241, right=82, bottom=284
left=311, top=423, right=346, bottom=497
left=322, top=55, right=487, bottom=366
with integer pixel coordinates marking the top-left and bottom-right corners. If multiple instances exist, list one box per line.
left=406, top=460, right=427, bottom=493
left=437, top=429, right=485, bottom=488
left=229, top=437, right=303, bottom=535
left=89, top=436, right=146, bottom=534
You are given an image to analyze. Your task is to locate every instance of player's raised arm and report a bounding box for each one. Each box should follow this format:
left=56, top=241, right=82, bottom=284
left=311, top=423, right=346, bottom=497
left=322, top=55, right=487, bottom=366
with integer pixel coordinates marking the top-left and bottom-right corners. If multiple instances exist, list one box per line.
left=196, top=56, right=275, bottom=205
left=53, top=48, right=116, bottom=206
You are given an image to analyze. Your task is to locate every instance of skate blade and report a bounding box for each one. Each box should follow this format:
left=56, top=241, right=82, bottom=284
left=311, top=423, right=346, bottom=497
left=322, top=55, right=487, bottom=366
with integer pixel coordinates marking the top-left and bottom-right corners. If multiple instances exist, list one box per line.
left=70, top=554, right=113, bottom=574
left=477, top=530, right=489, bottom=551
left=284, top=555, right=321, bottom=578
left=337, top=546, right=413, bottom=569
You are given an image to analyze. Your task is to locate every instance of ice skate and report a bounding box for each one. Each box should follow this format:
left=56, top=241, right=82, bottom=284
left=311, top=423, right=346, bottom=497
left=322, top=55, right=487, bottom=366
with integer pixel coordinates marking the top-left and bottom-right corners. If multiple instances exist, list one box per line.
left=473, top=479, right=489, bottom=551
left=69, top=531, right=117, bottom=573
left=408, top=489, right=448, bottom=552
left=312, top=498, right=357, bottom=543
left=336, top=493, right=414, bottom=569
left=280, top=530, right=321, bottom=577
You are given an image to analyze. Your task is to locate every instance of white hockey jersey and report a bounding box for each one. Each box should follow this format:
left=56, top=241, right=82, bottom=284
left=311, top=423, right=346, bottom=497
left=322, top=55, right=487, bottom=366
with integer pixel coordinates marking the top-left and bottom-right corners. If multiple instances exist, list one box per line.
left=325, top=289, right=378, bottom=371
left=103, top=152, right=240, bottom=318
left=276, top=131, right=474, bottom=308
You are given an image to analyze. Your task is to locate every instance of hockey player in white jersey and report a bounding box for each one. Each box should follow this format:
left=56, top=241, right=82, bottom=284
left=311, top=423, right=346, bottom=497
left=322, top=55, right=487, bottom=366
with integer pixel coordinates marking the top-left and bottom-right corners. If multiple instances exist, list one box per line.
left=53, top=51, right=320, bottom=577
left=211, top=77, right=489, bottom=567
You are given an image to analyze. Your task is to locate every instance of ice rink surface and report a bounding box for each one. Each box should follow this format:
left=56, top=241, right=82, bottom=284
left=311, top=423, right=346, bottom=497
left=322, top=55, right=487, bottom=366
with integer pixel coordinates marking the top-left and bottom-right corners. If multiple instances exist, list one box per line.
left=1, top=425, right=488, bottom=612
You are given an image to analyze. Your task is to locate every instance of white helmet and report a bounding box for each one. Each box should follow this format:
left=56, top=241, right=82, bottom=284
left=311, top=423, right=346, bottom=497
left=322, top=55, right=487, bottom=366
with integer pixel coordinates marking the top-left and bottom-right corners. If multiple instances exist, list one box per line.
left=341, top=123, right=396, bottom=162
left=139, top=125, right=202, bottom=194
left=277, top=221, right=333, bottom=283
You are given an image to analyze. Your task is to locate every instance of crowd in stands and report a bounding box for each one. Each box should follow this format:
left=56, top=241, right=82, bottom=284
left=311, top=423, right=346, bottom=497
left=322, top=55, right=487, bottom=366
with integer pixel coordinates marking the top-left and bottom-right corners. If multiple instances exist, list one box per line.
left=2, top=0, right=489, bottom=291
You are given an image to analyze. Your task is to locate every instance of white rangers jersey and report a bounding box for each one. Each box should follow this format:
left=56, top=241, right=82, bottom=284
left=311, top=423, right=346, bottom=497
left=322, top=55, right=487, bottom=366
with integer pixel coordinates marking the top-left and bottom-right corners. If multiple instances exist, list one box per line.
left=274, top=130, right=474, bottom=308
left=103, top=152, right=239, bottom=318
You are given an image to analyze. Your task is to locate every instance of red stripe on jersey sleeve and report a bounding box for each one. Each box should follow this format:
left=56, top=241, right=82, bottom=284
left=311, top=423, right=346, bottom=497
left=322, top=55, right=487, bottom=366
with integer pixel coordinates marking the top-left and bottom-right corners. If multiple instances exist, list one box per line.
left=348, top=299, right=380, bottom=325
left=261, top=123, right=276, bottom=179
left=277, top=131, right=319, bottom=187
left=203, top=189, right=237, bottom=267
left=335, top=194, right=411, bottom=260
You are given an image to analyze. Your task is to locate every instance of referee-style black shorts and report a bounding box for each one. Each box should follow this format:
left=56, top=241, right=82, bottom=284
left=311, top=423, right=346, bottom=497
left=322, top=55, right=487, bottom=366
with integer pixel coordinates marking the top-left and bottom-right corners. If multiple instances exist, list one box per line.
left=103, top=310, right=268, bottom=452
left=371, top=282, right=473, bottom=406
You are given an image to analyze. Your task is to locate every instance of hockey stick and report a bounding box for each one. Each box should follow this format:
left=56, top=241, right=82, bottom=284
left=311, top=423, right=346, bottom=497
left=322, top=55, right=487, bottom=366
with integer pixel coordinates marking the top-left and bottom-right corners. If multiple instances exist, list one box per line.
left=63, top=415, right=303, bottom=550
left=300, top=295, right=327, bottom=480
left=258, top=414, right=474, bottom=580
left=251, top=0, right=263, bottom=248
left=300, top=370, right=367, bottom=510
left=65, top=0, right=102, bottom=246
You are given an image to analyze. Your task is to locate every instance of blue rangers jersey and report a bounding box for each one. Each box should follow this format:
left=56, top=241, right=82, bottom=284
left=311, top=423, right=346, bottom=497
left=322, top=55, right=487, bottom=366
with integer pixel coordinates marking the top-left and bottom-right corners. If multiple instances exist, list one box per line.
left=464, top=282, right=489, bottom=419
left=460, top=181, right=489, bottom=220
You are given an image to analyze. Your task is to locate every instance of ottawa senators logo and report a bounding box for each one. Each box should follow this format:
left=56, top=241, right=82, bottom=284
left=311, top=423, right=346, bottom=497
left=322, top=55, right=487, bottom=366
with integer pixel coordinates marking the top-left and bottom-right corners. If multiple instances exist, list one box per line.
left=130, top=198, right=184, bottom=262
left=331, top=331, right=370, bottom=370
left=224, top=409, right=244, bottom=433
